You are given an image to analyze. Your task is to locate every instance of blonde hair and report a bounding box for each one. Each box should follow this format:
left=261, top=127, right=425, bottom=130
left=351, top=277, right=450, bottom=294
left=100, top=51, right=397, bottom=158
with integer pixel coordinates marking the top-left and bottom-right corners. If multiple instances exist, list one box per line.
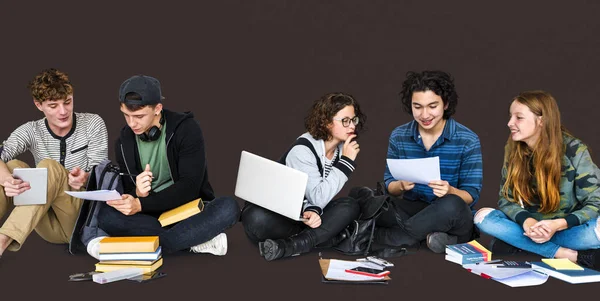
left=502, top=90, right=564, bottom=213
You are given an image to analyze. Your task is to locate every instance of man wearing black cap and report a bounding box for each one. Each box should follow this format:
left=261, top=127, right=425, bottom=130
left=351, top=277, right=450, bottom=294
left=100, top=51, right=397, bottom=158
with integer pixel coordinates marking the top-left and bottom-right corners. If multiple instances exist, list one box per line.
left=92, top=75, right=240, bottom=256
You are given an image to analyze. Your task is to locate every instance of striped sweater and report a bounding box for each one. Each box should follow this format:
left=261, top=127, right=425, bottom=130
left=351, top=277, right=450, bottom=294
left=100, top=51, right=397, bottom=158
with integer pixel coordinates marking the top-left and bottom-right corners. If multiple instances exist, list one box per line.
left=284, top=132, right=356, bottom=213
left=384, top=118, right=483, bottom=207
left=1, top=113, right=108, bottom=172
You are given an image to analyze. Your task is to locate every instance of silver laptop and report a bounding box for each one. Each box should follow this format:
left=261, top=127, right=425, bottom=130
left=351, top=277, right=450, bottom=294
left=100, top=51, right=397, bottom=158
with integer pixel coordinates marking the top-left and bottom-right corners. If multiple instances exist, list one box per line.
left=234, top=151, right=308, bottom=221
left=12, top=168, right=47, bottom=205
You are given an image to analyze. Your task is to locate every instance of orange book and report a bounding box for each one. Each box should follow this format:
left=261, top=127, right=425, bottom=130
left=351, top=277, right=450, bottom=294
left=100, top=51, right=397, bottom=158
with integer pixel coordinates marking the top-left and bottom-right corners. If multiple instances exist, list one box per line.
left=158, top=198, right=204, bottom=227
left=99, top=236, right=159, bottom=253
left=95, top=258, right=163, bottom=273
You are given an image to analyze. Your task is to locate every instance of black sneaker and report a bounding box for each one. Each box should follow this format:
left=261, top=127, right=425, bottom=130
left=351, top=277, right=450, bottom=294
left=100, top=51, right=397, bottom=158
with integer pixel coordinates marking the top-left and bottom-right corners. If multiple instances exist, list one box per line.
left=426, top=232, right=458, bottom=254
left=489, top=238, right=526, bottom=255
left=577, top=249, right=600, bottom=269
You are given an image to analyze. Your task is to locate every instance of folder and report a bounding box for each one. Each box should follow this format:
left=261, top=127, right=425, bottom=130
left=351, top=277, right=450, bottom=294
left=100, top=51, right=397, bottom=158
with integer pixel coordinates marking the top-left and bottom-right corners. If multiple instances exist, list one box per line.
left=319, top=258, right=390, bottom=285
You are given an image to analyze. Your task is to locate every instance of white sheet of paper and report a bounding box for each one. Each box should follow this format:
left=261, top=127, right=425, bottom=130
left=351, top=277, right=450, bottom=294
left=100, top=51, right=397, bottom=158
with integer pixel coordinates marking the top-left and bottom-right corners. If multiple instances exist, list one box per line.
left=324, top=259, right=387, bottom=281
left=64, top=190, right=121, bottom=201
left=386, top=157, right=441, bottom=185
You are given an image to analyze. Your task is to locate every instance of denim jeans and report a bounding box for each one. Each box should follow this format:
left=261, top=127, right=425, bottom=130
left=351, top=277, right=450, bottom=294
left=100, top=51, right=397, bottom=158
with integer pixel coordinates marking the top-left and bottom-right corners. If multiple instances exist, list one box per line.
left=475, top=209, right=600, bottom=258
left=240, top=197, right=359, bottom=247
left=374, top=194, right=475, bottom=247
left=97, top=196, right=240, bottom=254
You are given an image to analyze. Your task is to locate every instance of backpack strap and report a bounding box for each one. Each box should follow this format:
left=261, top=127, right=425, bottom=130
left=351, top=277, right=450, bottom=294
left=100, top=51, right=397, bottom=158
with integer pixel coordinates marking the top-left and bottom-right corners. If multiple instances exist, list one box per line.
left=278, top=137, right=323, bottom=177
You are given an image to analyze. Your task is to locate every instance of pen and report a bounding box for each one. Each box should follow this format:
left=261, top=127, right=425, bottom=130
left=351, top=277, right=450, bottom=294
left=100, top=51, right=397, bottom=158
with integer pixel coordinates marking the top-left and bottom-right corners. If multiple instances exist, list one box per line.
left=476, top=259, right=503, bottom=265
left=119, top=172, right=154, bottom=179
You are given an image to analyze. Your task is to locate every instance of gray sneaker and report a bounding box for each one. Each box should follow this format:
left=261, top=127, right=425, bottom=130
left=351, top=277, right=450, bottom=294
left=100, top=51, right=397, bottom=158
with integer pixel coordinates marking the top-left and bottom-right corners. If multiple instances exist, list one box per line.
left=190, top=233, right=228, bottom=256
left=426, top=232, right=457, bottom=254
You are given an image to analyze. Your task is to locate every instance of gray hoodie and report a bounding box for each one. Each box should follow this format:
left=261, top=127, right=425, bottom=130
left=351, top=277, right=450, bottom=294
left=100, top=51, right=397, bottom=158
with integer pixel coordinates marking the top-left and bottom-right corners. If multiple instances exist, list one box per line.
left=284, top=132, right=356, bottom=214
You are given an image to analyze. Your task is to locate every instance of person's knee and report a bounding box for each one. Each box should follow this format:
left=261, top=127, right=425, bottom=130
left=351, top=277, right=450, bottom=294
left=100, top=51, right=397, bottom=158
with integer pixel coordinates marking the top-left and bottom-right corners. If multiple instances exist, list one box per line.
left=240, top=204, right=272, bottom=242
left=328, top=197, right=360, bottom=218
left=7, top=159, right=30, bottom=170
left=594, top=217, right=600, bottom=240
left=214, top=196, right=241, bottom=224
left=474, top=208, right=494, bottom=224
left=37, top=159, right=62, bottom=170
left=97, top=204, right=121, bottom=231
left=437, top=194, right=469, bottom=213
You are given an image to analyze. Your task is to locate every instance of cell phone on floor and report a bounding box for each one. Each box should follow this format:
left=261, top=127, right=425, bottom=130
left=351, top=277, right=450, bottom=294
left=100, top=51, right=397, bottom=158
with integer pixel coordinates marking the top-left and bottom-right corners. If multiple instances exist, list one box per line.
left=345, top=267, right=390, bottom=278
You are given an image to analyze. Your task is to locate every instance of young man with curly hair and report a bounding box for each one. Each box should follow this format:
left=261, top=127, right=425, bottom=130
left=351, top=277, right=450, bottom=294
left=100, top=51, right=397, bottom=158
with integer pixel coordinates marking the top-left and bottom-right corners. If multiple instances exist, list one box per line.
left=0, top=68, right=108, bottom=258
left=241, top=92, right=364, bottom=261
left=373, top=70, right=483, bottom=253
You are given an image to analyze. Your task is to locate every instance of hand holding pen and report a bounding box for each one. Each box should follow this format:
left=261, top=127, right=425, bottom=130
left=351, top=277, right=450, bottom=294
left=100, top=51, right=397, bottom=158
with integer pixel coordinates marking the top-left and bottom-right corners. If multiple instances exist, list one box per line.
left=135, top=164, right=153, bottom=197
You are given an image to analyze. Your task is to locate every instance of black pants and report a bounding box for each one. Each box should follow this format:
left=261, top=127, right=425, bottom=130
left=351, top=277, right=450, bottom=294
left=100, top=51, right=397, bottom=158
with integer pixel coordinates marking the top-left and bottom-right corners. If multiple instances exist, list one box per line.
left=374, top=194, right=475, bottom=247
left=241, top=197, right=359, bottom=248
left=97, top=196, right=240, bottom=254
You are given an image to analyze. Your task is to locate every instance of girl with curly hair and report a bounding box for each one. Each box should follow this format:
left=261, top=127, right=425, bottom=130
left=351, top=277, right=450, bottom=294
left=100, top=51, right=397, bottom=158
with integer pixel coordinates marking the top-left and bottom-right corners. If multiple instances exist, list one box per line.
left=241, top=92, right=365, bottom=261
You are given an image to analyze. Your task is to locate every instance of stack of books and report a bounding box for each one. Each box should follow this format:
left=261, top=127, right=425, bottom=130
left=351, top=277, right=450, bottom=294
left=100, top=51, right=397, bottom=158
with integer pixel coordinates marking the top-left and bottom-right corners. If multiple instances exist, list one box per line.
left=445, top=240, right=492, bottom=265
left=95, top=236, right=163, bottom=274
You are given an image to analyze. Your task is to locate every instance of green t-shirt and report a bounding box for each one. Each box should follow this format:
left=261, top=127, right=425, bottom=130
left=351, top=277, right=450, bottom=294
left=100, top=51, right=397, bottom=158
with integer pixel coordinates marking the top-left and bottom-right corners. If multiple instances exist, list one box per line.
left=136, top=121, right=174, bottom=192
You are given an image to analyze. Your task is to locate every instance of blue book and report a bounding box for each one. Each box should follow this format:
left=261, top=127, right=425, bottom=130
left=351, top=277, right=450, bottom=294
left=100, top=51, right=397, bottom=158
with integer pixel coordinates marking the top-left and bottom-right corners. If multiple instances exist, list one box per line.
left=532, top=261, right=600, bottom=284
left=445, top=240, right=492, bottom=265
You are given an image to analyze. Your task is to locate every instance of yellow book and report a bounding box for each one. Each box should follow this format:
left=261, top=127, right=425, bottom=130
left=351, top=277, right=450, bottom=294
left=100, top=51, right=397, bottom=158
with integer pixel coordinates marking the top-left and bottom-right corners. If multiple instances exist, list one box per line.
left=99, top=236, right=159, bottom=253
left=542, top=258, right=584, bottom=270
left=158, top=198, right=204, bottom=227
left=99, top=257, right=162, bottom=266
left=95, top=258, right=163, bottom=273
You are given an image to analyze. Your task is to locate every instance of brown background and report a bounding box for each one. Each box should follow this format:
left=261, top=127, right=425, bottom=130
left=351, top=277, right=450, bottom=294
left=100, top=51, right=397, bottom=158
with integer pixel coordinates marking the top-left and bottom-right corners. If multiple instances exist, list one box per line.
left=1, top=1, right=599, bottom=299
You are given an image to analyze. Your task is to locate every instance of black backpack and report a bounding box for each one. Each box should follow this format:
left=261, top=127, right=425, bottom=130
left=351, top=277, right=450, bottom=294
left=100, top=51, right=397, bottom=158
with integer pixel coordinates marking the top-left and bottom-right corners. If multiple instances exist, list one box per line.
left=68, top=159, right=123, bottom=254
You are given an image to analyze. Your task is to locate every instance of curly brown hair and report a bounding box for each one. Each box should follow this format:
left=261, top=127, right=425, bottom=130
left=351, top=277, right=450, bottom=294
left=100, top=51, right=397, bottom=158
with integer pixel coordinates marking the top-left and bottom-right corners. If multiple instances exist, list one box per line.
left=304, top=92, right=366, bottom=141
left=28, top=68, right=73, bottom=103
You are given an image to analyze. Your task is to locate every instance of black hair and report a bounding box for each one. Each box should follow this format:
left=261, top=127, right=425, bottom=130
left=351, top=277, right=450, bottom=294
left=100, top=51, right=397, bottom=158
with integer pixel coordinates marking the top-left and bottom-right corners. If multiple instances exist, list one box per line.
left=399, top=70, right=458, bottom=119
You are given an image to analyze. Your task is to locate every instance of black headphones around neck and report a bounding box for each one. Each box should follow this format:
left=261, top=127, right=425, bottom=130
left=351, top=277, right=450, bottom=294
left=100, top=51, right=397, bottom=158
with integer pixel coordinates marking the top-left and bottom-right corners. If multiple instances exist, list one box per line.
left=138, top=111, right=165, bottom=142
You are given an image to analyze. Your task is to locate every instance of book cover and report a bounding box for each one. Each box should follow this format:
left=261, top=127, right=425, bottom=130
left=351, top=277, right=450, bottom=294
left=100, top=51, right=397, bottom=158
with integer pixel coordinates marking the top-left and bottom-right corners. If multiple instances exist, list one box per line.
left=98, top=246, right=162, bottom=261
left=99, top=236, right=159, bottom=253
left=532, top=261, right=600, bottom=284
left=95, top=258, right=163, bottom=274
left=445, top=240, right=491, bottom=263
left=158, top=198, right=203, bottom=227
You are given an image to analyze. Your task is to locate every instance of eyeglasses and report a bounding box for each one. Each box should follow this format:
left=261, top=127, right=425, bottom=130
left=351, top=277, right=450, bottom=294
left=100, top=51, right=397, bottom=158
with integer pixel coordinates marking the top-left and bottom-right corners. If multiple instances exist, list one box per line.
left=333, top=116, right=360, bottom=127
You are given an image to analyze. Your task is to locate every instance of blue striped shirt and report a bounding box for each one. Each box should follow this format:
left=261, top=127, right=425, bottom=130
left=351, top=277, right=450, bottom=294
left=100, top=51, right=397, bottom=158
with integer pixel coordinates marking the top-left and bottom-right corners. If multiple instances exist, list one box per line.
left=384, top=118, right=483, bottom=207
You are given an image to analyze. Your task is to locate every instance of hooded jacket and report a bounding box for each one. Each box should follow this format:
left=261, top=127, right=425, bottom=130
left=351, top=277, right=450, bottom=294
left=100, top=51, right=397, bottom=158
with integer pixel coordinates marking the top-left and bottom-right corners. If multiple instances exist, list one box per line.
left=115, top=109, right=215, bottom=214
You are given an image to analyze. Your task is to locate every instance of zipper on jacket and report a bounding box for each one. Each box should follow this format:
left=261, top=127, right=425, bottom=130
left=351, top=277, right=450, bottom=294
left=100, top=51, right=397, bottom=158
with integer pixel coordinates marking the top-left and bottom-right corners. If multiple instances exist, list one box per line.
left=164, top=132, right=175, bottom=182
left=120, top=144, right=135, bottom=184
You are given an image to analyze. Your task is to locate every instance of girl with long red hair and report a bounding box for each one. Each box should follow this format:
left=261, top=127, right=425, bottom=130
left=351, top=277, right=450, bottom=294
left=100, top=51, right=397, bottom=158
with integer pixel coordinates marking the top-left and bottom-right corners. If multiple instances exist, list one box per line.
left=475, top=90, right=600, bottom=268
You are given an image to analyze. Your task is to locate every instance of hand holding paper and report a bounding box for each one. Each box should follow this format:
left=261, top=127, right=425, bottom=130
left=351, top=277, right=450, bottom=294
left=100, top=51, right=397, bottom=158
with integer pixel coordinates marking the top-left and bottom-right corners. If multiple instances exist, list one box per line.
left=65, top=190, right=121, bottom=201
left=386, top=157, right=441, bottom=185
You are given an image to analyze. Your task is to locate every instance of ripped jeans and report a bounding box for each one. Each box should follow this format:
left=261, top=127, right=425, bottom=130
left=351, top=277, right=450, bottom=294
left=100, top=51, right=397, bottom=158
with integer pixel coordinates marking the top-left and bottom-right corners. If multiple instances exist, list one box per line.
left=475, top=209, right=600, bottom=258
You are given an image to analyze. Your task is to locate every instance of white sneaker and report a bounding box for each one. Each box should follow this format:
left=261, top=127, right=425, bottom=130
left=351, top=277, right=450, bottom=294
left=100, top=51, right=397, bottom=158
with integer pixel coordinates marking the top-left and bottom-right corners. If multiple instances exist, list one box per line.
left=86, top=236, right=107, bottom=260
left=190, top=233, right=227, bottom=256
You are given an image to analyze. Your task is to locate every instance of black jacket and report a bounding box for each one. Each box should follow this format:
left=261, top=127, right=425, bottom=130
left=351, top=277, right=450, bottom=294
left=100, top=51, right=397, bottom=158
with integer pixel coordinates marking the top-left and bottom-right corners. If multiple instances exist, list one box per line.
left=115, top=109, right=215, bottom=213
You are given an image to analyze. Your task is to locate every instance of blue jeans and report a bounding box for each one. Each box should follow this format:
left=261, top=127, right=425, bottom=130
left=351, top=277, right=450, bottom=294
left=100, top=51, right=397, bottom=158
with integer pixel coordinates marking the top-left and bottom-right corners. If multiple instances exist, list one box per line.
left=97, top=196, right=240, bottom=254
left=475, top=209, right=600, bottom=258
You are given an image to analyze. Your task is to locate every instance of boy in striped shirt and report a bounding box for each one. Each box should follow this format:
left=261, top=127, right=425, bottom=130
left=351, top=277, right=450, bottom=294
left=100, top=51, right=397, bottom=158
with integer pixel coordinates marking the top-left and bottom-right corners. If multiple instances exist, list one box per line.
left=373, top=70, right=483, bottom=253
left=0, top=69, right=108, bottom=258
